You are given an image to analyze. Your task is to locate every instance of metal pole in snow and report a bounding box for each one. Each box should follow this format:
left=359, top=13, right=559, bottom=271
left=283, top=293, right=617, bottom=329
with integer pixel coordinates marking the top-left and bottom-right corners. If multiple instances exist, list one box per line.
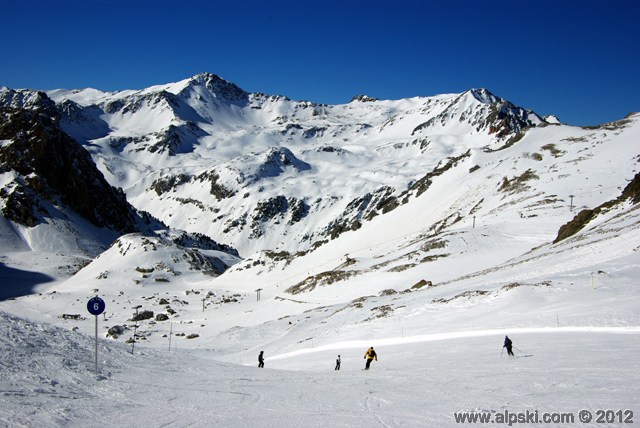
left=132, top=306, right=139, bottom=354
left=94, top=315, right=98, bottom=374
left=87, top=296, right=105, bottom=375
left=169, top=322, right=173, bottom=352
left=132, top=323, right=137, bottom=354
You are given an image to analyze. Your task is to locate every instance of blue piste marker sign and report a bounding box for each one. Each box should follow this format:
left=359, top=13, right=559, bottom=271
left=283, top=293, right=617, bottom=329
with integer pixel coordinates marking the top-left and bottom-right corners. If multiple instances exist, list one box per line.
left=87, top=296, right=105, bottom=316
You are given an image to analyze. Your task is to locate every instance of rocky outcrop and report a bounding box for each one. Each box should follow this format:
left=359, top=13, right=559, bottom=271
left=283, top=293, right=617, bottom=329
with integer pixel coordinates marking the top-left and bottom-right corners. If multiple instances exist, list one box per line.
left=554, top=172, right=640, bottom=243
left=0, top=104, right=139, bottom=232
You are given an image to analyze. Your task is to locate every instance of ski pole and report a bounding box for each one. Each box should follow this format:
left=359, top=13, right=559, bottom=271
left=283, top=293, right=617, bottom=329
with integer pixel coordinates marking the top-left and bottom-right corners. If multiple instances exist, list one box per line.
left=513, top=346, right=522, bottom=353
left=501, top=348, right=504, bottom=357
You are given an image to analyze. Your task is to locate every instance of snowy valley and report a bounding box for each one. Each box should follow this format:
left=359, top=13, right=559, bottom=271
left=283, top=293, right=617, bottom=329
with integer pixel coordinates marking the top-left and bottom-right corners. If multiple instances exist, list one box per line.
left=0, top=73, right=639, bottom=426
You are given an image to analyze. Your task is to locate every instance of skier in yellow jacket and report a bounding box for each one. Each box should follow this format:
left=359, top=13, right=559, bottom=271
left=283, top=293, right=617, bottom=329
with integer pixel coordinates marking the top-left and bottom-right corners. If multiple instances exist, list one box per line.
left=364, top=347, right=377, bottom=370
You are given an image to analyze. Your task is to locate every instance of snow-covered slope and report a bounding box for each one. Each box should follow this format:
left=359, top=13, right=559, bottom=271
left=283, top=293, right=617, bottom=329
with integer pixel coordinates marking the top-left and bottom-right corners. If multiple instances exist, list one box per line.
left=1, top=74, right=639, bottom=426
left=1, top=309, right=638, bottom=427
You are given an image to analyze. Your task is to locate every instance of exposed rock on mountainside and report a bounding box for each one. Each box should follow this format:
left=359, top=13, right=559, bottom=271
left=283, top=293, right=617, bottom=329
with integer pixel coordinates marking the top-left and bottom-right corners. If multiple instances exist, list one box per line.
left=181, top=72, right=249, bottom=104
left=411, top=89, right=544, bottom=138
left=147, top=122, right=206, bottom=155
left=351, top=94, right=379, bottom=103
left=0, top=88, right=58, bottom=116
left=254, top=147, right=312, bottom=180
left=0, top=104, right=138, bottom=232
left=553, top=171, right=640, bottom=243
left=168, top=230, right=239, bottom=256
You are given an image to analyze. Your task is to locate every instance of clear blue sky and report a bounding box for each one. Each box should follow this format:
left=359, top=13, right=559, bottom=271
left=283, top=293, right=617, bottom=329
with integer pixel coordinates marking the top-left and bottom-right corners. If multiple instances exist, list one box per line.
left=1, top=0, right=638, bottom=126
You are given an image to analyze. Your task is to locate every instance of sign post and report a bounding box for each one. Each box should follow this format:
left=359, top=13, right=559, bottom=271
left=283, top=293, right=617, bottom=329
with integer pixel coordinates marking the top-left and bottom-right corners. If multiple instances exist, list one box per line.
left=87, top=296, right=106, bottom=375
left=131, top=305, right=141, bottom=355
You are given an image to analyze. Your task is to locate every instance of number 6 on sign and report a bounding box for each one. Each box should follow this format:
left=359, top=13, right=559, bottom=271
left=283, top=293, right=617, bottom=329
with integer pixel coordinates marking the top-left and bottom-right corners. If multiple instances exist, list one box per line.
left=87, top=297, right=105, bottom=316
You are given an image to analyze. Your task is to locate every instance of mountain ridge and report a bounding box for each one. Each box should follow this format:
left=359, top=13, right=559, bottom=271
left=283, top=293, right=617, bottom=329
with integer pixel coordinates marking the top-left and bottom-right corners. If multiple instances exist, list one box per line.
left=1, top=73, right=638, bottom=292
left=29, top=74, right=564, bottom=257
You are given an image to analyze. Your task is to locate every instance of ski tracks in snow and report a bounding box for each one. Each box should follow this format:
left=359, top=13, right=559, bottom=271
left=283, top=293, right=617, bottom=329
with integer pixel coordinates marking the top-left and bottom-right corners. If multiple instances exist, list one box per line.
left=364, top=393, right=395, bottom=428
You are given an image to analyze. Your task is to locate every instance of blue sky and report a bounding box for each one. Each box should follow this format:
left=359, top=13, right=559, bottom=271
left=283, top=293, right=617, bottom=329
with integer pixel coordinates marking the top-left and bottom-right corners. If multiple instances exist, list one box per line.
left=1, top=0, right=638, bottom=126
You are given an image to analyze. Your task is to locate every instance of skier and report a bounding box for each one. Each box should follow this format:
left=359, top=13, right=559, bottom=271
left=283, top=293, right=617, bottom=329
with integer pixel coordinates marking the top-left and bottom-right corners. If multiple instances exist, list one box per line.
left=335, top=355, right=341, bottom=370
left=503, top=336, right=514, bottom=357
left=258, top=350, right=265, bottom=368
left=364, top=347, right=377, bottom=370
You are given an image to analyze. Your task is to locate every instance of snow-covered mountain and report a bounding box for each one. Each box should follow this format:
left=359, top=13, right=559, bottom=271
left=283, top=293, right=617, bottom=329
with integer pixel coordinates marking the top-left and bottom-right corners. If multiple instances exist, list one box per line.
left=1, top=74, right=639, bottom=426
left=0, top=85, right=241, bottom=299
left=42, top=73, right=550, bottom=256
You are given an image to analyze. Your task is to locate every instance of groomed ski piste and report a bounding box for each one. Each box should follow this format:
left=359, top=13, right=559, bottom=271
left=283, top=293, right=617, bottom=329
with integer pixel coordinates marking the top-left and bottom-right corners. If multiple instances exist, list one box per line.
left=1, top=309, right=639, bottom=427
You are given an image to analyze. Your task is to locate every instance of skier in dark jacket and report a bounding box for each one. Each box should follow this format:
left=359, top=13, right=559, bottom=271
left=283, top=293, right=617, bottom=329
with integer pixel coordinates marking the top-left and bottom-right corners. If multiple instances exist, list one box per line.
left=335, top=355, right=341, bottom=370
left=364, top=347, right=377, bottom=370
left=258, top=351, right=265, bottom=368
left=503, top=336, right=514, bottom=356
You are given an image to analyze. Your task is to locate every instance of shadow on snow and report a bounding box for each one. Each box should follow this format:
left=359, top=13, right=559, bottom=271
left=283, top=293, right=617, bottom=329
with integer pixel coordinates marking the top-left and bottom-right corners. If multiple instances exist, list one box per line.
left=0, top=262, right=55, bottom=301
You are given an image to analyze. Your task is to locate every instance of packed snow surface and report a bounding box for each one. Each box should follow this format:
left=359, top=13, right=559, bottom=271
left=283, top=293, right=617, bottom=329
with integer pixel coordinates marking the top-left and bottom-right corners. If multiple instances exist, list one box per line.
left=1, top=311, right=638, bottom=427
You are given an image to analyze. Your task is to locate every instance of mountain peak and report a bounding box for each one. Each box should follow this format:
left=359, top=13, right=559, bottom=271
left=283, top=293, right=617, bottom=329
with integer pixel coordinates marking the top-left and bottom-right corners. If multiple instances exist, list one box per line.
left=467, top=88, right=499, bottom=104
left=350, top=94, right=379, bottom=103
left=189, top=72, right=227, bottom=85
left=0, top=87, right=58, bottom=117
left=464, top=87, right=547, bottom=132
left=182, top=72, right=248, bottom=102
